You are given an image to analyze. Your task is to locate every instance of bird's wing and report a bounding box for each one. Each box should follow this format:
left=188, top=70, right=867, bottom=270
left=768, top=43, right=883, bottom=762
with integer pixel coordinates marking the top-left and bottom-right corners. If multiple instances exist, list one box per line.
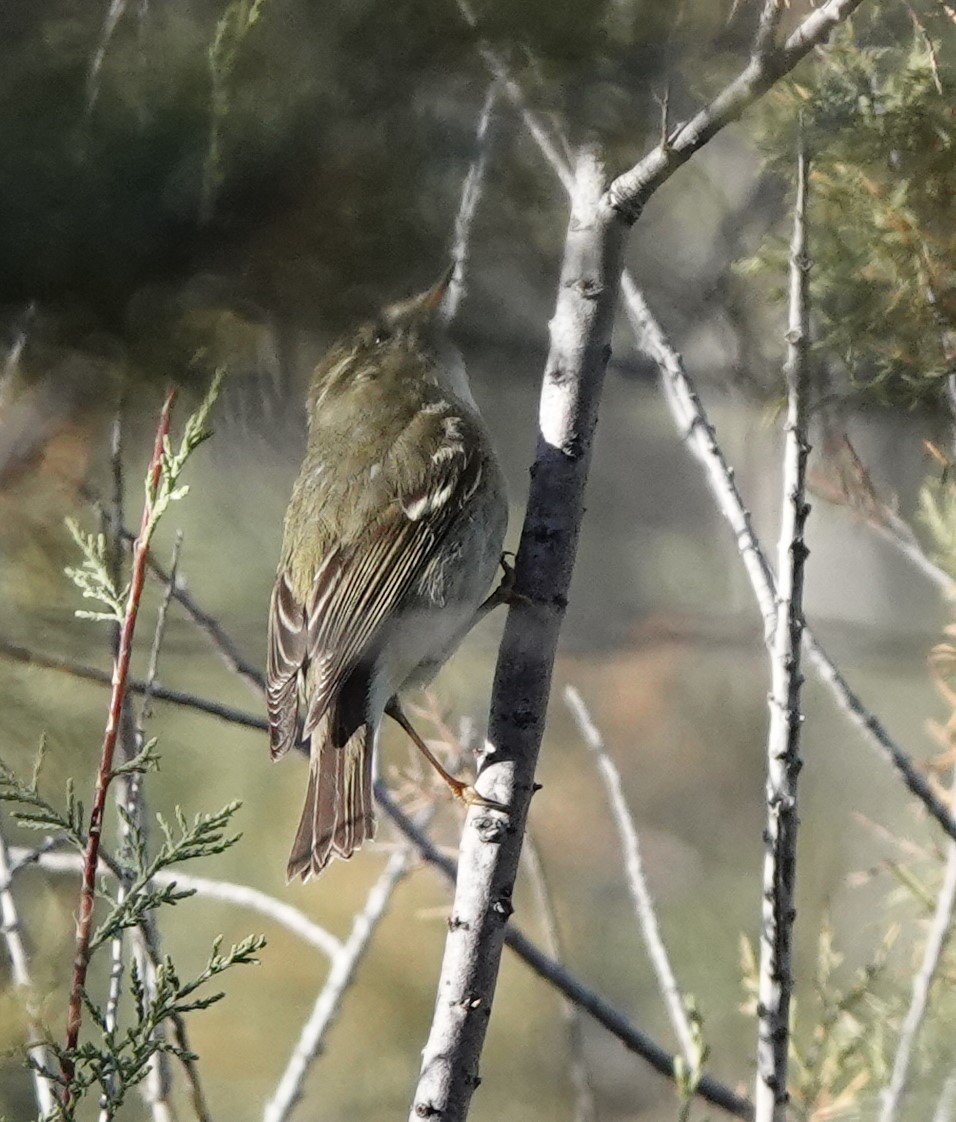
left=267, top=570, right=309, bottom=758
left=266, top=404, right=487, bottom=757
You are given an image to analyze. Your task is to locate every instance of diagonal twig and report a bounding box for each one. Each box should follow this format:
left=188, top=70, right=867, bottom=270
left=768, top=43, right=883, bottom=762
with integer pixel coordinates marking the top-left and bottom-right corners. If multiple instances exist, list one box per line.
left=377, top=785, right=753, bottom=1120
left=605, top=0, right=869, bottom=223
left=262, top=846, right=416, bottom=1122
left=8, top=848, right=341, bottom=960
left=564, top=685, right=697, bottom=1068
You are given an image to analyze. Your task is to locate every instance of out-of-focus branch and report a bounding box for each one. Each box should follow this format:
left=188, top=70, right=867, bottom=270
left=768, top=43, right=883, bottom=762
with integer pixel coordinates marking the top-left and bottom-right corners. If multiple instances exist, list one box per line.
left=606, top=0, right=868, bottom=223
left=810, top=435, right=955, bottom=598
left=8, top=848, right=342, bottom=960
left=754, top=141, right=811, bottom=1122
left=564, top=685, right=697, bottom=1067
left=0, top=824, right=56, bottom=1118
left=442, top=81, right=499, bottom=325
left=0, top=638, right=266, bottom=732
left=521, top=831, right=596, bottom=1122
left=880, top=840, right=956, bottom=1122
left=263, top=847, right=414, bottom=1122
left=752, top=0, right=783, bottom=62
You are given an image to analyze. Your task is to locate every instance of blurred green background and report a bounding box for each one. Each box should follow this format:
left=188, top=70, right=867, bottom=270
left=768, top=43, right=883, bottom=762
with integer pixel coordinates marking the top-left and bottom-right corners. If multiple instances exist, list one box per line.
left=2, top=1, right=955, bottom=1119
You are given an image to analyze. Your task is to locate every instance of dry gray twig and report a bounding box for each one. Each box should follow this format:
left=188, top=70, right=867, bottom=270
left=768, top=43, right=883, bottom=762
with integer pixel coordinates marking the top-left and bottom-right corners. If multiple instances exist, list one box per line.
left=443, top=81, right=499, bottom=325
left=564, top=685, right=697, bottom=1068
left=880, top=839, right=956, bottom=1122
left=263, top=847, right=414, bottom=1122
left=521, top=830, right=597, bottom=1122
left=754, top=138, right=811, bottom=1122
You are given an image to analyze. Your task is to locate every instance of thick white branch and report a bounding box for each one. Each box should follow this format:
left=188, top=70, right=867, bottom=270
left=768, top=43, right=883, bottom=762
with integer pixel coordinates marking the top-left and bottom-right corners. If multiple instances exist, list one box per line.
left=408, top=148, right=626, bottom=1122
left=754, top=142, right=811, bottom=1122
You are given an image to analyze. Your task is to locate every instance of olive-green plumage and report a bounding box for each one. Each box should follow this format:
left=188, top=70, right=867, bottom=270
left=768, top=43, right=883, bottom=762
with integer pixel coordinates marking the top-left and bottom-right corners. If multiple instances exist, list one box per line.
left=267, top=274, right=508, bottom=880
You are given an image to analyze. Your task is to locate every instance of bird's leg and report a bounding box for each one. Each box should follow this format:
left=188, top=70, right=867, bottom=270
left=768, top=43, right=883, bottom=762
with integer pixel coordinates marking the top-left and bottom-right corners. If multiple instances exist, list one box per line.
left=476, top=551, right=528, bottom=618
left=385, top=697, right=507, bottom=812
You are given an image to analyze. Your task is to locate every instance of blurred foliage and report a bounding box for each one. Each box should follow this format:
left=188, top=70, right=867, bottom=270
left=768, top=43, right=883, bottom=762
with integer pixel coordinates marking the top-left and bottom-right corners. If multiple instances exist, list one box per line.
left=740, top=3, right=956, bottom=409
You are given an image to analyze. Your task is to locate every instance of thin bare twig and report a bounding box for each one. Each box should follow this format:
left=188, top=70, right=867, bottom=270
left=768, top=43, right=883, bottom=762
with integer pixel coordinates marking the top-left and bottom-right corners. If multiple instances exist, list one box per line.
left=85, top=0, right=128, bottom=117
left=0, top=638, right=266, bottom=732
left=263, top=847, right=415, bottom=1122
left=62, top=387, right=177, bottom=1098
left=521, top=830, right=597, bottom=1122
left=0, top=823, right=57, bottom=1117
left=754, top=138, right=811, bottom=1122
left=442, top=81, right=499, bottom=325
left=7, top=848, right=342, bottom=960
left=880, top=839, right=956, bottom=1122
left=564, top=685, right=697, bottom=1067
left=124, top=532, right=184, bottom=1122
left=0, top=632, right=751, bottom=1115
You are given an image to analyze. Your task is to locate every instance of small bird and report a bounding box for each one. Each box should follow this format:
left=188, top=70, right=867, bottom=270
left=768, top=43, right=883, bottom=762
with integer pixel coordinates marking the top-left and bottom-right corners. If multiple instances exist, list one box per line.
left=267, top=270, right=509, bottom=881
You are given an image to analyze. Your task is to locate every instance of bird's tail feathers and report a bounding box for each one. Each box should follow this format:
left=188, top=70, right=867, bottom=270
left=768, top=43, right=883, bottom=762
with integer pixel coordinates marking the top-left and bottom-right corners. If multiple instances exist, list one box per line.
left=286, top=714, right=375, bottom=881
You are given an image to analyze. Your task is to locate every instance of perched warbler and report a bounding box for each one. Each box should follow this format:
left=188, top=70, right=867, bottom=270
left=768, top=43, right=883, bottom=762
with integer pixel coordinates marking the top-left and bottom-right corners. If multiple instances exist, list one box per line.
left=267, top=270, right=509, bottom=881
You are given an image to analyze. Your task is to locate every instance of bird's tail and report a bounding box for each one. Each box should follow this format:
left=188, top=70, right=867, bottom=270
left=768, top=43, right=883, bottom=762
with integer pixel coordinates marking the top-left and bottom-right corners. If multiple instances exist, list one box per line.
left=286, top=715, right=376, bottom=881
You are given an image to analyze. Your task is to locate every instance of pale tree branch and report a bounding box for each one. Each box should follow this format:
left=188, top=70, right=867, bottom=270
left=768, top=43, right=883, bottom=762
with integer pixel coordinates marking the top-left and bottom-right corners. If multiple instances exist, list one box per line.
left=0, top=823, right=57, bottom=1118
left=262, top=847, right=414, bottom=1122
left=408, top=147, right=626, bottom=1122
left=752, top=0, right=783, bottom=62
left=754, top=138, right=811, bottom=1122
left=933, top=1070, right=956, bottom=1122
left=455, top=0, right=574, bottom=194
left=564, top=685, right=697, bottom=1068
left=880, top=838, right=956, bottom=1122
left=442, top=81, right=500, bottom=325
left=7, top=848, right=343, bottom=960
left=520, top=830, right=597, bottom=1122
left=606, top=0, right=869, bottom=223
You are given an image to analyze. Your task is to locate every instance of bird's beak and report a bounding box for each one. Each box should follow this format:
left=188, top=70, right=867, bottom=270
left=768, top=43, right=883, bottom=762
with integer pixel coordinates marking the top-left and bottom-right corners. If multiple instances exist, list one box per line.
left=419, top=263, right=456, bottom=314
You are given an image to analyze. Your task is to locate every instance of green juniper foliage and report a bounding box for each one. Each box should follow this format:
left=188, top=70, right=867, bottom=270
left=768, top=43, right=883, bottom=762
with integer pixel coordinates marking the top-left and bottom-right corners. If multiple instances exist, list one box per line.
left=0, top=375, right=264, bottom=1119
left=740, top=5, right=956, bottom=409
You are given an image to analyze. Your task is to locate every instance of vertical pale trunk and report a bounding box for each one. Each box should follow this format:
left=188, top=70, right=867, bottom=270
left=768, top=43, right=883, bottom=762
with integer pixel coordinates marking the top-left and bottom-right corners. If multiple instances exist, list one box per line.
left=408, top=148, right=626, bottom=1122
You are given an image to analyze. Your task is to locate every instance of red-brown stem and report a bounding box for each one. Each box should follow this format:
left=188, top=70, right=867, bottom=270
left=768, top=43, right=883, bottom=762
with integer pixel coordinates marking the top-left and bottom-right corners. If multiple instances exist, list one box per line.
left=61, top=388, right=177, bottom=1098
